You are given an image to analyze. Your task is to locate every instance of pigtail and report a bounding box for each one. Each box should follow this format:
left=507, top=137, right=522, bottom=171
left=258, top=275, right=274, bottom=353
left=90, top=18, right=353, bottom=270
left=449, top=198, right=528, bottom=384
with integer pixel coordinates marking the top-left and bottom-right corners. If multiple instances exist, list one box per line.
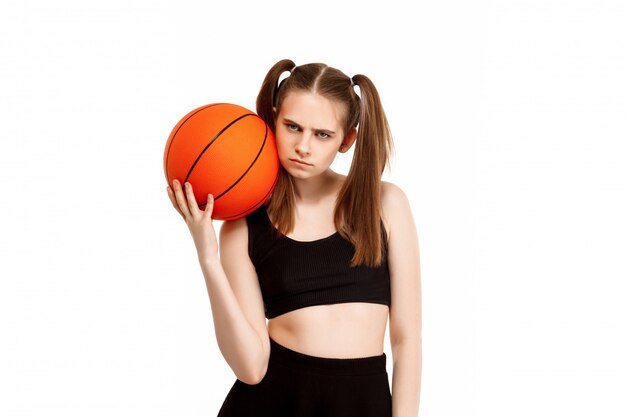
left=336, top=74, right=393, bottom=267
left=351, top=74, right=393, bottom=176
left=256, top=59, right=297, bottom=235
left=256, top=59, right=296, bottom=132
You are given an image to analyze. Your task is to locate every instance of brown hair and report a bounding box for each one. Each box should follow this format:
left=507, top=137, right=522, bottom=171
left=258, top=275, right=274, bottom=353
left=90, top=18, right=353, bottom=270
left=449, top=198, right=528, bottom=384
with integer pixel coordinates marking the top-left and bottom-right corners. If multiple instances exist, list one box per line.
left=256, top=59, right=393, bottom=267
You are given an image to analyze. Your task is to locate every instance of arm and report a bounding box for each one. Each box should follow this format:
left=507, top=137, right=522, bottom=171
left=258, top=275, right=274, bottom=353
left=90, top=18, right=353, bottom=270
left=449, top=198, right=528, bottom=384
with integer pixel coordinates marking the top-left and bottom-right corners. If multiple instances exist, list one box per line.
left=200, top=218, right=271, bottom=385
left=167, top=181, right=270, bottom=385
left=382, top=182, right=422, bottom=417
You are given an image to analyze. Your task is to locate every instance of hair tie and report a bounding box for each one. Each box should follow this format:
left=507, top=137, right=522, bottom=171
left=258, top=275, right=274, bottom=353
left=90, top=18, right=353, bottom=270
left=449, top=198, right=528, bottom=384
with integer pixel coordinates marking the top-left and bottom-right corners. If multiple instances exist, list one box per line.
left=352, top=79, right=361, bottom=100
left=277, top=69, right=291, bottom=87
left=274, top=69, right=293, bottom=108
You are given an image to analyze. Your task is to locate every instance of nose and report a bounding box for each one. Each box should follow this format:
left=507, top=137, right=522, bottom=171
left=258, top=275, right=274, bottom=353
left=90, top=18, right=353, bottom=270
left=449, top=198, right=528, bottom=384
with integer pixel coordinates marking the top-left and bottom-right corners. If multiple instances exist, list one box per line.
left=294, top=133, right=312, bottom=156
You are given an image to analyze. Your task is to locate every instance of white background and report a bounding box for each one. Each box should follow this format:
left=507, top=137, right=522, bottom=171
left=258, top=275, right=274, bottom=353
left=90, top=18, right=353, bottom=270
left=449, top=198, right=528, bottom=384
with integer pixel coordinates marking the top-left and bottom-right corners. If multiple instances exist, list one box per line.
left=1, top=0, right=624, bottom=416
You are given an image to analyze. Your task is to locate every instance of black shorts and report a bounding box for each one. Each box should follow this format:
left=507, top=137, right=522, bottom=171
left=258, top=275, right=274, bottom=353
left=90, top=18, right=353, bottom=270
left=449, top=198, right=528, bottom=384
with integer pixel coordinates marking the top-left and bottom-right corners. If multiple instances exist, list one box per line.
left=216, top=336, right=392, bottom=417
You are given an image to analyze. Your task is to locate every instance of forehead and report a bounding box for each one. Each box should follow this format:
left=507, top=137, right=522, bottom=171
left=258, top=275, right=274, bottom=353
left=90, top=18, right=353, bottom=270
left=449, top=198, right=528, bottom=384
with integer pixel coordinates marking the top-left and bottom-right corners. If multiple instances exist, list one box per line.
left=279, top=91, right=346, bottom=130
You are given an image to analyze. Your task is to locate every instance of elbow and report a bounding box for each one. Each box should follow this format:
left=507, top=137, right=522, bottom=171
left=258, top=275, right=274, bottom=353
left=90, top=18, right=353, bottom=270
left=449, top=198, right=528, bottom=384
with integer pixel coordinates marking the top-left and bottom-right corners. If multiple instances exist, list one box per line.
left=238, top=361, right=269, bottom=385
left=227, top=332, right=271, bottom=385
left=237, top=374, right=260, bottom=386
left=237, top=346, right=270, bottom=385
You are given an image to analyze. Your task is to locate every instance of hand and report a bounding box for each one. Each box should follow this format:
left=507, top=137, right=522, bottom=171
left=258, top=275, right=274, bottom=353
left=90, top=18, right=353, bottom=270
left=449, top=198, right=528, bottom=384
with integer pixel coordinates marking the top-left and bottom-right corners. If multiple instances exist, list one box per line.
left=166, top=179, right=218, bottom=260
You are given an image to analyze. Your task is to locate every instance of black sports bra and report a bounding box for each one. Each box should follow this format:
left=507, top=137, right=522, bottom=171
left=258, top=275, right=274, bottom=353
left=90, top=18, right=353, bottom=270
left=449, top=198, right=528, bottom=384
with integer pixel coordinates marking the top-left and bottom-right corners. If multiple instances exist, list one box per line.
left=246, top=205, right=391, bottom=319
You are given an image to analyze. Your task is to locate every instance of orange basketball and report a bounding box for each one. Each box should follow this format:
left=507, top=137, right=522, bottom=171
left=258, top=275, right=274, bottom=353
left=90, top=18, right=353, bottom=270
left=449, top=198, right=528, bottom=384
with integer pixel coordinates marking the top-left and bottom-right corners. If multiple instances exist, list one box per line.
left=163, top=103, right=279, bottom=220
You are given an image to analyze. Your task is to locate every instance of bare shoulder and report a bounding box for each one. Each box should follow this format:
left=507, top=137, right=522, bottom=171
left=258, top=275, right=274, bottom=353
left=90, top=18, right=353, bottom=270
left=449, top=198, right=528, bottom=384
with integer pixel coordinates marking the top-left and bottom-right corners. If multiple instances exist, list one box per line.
left=380, top=181, right=413, bottom=235
left=219, top=216, right=248, bottom=247
left=218, top=216, right=251, bottom=264
left=381, top=180, right=409, bottom=206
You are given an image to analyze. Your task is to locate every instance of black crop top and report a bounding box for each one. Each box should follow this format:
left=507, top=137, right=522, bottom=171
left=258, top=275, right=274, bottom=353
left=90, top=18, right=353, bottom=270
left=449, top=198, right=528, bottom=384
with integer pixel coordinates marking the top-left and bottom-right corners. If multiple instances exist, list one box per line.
left=246, top=205, right=391, bottom=319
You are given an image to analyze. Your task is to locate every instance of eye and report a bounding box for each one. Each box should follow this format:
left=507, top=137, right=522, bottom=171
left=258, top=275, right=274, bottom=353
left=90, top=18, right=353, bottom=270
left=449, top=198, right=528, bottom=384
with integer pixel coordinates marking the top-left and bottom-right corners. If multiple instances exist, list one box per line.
left=317, top=132, right=330, bottom=139
left=286, top=123, right=299, bottom=131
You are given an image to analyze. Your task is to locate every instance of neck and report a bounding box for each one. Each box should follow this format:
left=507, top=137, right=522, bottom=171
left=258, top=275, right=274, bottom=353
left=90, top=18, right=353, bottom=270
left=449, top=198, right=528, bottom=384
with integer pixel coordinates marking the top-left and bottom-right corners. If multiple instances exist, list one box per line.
left=291, top=169, right=341, bottom=205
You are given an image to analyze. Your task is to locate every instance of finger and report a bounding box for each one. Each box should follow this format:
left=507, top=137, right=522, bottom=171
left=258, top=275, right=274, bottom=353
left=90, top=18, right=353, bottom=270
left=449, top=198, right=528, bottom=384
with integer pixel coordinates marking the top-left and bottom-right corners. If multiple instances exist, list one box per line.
left=166, top=185, right=184, bottom=217
left=184, top=182, right=200, bottom=217
left=172, top=179, right=192, bottom=219
left=205, top=194, right=215, bottom=218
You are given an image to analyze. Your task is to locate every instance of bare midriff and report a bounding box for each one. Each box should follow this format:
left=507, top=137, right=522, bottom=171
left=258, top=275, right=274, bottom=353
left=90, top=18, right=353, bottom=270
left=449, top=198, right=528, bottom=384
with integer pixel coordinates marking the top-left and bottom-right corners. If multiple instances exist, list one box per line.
left=267, top=302, right=389, bottom=359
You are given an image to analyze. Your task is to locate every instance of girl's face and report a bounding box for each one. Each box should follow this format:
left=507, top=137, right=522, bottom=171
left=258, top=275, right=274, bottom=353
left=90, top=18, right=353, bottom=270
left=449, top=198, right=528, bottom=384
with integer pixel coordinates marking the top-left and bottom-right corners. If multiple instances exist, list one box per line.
left=274, top=90, right=355, bottom=180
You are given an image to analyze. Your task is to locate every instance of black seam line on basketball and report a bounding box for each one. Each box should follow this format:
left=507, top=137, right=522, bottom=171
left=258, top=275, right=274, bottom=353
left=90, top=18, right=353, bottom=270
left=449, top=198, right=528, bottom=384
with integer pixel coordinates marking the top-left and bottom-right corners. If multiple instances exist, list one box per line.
left=202, top=165, right=277, bottom=214
left=219, top=186, right=276, bottom=219
left=197, top=126, right=275, bottom=211
left=183, top=113, right=256, bottom=185
left=212, top=121, right=268, bottom=201
left=164, top=103, right=223, bottom=184
left=217, top=171, right=279, bottom=220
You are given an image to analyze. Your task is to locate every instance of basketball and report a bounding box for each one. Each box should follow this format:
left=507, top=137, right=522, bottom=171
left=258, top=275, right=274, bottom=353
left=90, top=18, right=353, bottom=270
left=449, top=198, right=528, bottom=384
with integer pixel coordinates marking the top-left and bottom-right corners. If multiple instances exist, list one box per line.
left=163, top=103, right=279, bottom=220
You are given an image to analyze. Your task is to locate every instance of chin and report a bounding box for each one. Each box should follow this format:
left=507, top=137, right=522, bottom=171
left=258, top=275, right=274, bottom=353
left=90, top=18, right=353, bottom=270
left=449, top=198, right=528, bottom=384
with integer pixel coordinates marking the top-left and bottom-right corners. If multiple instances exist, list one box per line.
left=282, top=166, right=319, bottom=180
left=284, top=170, right=313, bottom=179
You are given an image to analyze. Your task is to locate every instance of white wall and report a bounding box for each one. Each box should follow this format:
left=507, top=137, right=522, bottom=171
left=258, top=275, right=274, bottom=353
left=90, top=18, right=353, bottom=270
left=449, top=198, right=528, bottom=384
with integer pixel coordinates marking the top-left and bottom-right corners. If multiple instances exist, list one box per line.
left=1, top=0, right=624, bottom=416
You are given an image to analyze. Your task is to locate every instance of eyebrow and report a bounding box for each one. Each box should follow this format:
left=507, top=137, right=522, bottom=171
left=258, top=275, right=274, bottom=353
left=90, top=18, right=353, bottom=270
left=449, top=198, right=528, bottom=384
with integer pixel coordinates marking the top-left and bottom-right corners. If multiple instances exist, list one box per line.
left=282, top=118, right=336, bottom=135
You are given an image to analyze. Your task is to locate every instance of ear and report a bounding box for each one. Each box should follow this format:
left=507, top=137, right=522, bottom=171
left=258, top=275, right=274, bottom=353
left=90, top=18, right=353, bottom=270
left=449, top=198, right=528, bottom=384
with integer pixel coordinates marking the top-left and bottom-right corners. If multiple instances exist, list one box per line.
left=339, top=128, right=357, bottom=153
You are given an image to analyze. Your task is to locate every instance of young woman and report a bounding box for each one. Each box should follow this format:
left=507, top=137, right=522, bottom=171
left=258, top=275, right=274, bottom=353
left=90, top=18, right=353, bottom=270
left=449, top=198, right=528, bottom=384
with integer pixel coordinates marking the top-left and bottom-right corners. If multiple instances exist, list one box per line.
left=166, top=59, right=422, bottom=416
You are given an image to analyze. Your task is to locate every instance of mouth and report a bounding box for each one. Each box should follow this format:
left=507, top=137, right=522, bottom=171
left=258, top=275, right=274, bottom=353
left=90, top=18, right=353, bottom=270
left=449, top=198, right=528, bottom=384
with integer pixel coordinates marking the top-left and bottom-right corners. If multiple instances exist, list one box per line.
left=290, top=158, right=312, bottom=166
